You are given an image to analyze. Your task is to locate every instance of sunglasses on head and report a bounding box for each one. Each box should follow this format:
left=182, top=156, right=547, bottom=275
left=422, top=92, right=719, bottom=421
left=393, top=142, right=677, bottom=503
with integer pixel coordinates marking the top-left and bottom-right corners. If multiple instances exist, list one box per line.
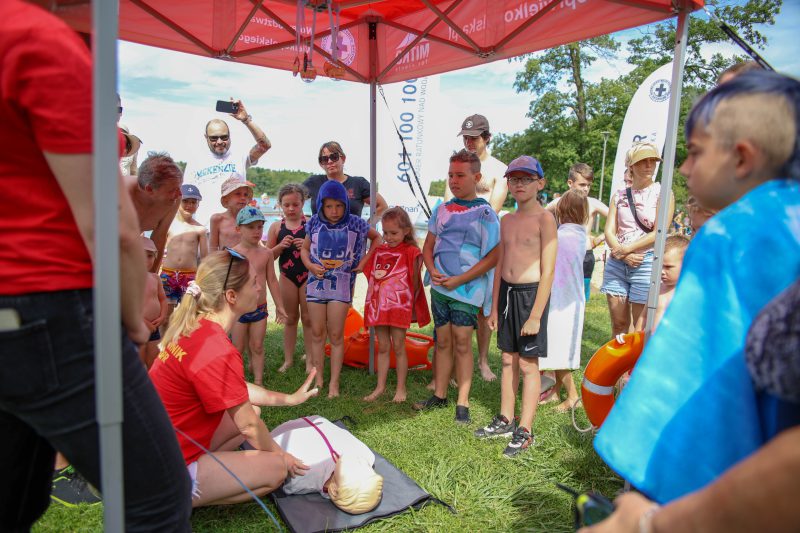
left=318, top=152, right=341, bottom=164
left=208, top=135, right=230, bottom=142
left=222, top=247, right=247, bottom=291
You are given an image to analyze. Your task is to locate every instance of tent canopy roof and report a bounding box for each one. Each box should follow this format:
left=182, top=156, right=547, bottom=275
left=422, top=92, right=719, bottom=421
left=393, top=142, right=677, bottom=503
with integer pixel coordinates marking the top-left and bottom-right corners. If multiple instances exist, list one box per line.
left=50, top=0, right=702, bottom=84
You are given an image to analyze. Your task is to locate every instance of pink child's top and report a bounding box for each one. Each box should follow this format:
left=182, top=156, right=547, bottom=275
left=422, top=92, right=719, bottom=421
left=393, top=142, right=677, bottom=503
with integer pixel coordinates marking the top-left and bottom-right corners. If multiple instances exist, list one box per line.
left=613, top=182, right=661, bottom=248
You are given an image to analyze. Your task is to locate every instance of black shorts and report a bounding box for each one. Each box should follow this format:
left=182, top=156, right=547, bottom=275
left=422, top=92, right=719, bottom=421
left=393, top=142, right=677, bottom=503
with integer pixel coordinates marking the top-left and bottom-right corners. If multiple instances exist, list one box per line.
left=497, top=279, right=549, bottom=358
left=583, top=249, right=596, bottom=279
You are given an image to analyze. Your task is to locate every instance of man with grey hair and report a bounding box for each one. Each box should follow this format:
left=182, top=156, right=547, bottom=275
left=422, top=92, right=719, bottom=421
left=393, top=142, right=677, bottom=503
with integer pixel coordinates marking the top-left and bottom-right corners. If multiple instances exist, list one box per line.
left=127, top=152, right=184, bottom=270
left=184, top=99, right=271, bottom=227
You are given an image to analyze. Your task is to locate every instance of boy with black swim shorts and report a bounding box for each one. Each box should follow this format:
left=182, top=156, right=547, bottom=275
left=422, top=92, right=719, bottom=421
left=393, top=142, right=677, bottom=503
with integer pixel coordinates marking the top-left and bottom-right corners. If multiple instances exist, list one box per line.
left=477, top=155, right=557, bottom=457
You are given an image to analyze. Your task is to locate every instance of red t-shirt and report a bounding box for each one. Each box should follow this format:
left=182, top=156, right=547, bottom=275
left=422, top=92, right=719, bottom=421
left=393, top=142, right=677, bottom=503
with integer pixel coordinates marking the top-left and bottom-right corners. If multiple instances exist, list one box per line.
left=149, top=319, right=249, bottom=465
left=0, top=1, right=93, bottom=294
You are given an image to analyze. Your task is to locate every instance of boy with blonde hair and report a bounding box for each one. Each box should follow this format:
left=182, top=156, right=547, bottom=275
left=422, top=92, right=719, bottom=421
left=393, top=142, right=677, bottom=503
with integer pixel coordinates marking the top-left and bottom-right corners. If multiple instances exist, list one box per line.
left=231, top=206, right=287, bottom=386
left=476, top=156, right=557, bottom=456
left=652, top=234, right=689, bottom=330
left=413, top=149, right=500, bottom=423
left=595, top=70, right=800, bottom=506
left=210, top=177, right=254, bottom=250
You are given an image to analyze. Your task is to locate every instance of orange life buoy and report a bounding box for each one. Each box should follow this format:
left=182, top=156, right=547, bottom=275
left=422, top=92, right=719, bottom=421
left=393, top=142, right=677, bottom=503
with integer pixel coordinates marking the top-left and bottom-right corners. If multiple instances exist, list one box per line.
left=581, top=331, right=645, bottom=428
left=325, top=309, right=433, bottom=370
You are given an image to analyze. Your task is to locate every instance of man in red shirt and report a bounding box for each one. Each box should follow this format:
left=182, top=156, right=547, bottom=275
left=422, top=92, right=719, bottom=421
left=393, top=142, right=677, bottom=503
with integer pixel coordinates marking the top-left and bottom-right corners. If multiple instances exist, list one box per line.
left=0, top=1, right=191, bottom=530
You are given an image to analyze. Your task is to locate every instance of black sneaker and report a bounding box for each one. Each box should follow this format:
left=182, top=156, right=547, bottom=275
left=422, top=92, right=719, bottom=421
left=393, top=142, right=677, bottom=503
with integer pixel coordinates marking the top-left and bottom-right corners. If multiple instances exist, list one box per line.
left=454, top=405, right=471, bottom=424
left=474, top=414, right=515, bottom=439
left=51, top=466, right=101, bottom=506
left=412, top=395, right=448, bottom=411
left=503, top=426, right=534, bottom=458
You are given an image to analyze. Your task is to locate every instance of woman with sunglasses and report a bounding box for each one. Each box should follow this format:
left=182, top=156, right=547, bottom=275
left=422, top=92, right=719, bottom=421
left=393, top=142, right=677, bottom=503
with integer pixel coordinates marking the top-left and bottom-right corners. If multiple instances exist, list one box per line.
left=304, top=141, right=387, bottom=220
left=150, top=250, right=317, bottom=507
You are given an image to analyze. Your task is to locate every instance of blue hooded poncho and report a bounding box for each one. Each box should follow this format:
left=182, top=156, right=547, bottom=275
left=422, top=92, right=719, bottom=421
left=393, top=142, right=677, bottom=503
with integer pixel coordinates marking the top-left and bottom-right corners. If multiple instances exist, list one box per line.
left=305, top=180, right=370, bottom=303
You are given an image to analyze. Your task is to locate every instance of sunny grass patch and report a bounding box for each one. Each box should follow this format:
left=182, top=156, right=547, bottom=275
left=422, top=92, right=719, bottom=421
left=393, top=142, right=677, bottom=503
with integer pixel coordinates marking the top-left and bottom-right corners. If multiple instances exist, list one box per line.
left=35, top=296, right=620, bottom=533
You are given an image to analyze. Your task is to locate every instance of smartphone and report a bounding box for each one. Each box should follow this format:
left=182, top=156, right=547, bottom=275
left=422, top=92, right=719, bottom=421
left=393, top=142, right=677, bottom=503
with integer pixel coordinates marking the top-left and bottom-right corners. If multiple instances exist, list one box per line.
left=0, top=309, right=21, bottom=332
left=215, top=100, right=239, bottom=114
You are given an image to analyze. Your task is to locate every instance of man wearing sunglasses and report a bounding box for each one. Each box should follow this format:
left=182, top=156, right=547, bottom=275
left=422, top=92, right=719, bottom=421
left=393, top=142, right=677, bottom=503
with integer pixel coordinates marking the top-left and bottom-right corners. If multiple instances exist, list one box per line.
left=184, top=99, right=271, bottom=228
left=443, top=114, right=509, bottom=382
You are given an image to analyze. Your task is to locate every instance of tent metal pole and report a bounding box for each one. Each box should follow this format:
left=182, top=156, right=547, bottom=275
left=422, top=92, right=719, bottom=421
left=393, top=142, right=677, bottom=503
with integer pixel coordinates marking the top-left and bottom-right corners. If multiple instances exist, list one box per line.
left=644, top=7, right=689, bottom=341
left=368, top=20, right=378, bottom=375
left=92, top=0, right=125, bottom=530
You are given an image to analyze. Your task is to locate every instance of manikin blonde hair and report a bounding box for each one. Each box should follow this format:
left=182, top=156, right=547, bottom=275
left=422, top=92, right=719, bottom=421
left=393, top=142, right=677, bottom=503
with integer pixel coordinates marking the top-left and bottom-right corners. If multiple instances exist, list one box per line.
left=327, top=454, right=384, bottom=515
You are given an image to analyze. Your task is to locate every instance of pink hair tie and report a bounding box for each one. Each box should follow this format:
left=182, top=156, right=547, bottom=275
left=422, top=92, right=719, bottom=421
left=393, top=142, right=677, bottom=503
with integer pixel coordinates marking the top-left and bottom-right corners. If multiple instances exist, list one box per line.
left=185, top=281, right=202, bottom=300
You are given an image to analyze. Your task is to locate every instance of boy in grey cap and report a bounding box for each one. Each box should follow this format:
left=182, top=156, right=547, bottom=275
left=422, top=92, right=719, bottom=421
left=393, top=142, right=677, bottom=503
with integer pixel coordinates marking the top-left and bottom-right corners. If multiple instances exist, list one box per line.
left=161, top=184, right=209, bottom=316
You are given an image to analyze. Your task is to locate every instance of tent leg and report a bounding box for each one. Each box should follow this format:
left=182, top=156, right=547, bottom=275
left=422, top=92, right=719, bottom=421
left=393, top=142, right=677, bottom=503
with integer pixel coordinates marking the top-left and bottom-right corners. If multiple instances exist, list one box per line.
left=93, top=0, right=125, bottom=531
left=368, top=21, right=378, bottom=375
left=644, top=8, right=690, bottom=340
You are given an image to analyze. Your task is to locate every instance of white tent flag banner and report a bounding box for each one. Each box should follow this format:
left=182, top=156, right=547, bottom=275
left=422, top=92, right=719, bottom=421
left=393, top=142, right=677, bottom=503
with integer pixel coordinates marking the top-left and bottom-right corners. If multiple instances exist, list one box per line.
left=608, top=60, right=679, bottom=201
left=377, top=76, right=442, bottom=225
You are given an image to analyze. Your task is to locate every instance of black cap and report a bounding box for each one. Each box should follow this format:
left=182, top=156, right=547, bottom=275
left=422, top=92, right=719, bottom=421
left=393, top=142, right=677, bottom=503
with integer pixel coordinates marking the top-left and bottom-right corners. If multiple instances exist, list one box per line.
left=457, top=114, right=490, bottom=136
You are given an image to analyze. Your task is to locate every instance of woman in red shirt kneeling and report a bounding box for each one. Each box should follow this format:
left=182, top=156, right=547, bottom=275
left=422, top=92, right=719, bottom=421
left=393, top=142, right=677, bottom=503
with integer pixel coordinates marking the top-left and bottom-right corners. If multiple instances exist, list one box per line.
left=150, top=250, right=309, bottom=507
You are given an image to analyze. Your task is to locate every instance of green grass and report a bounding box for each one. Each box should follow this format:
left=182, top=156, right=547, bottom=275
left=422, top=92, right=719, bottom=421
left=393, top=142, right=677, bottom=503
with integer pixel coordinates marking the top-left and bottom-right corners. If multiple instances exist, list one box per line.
left=34, top=296, right=619, bottom=533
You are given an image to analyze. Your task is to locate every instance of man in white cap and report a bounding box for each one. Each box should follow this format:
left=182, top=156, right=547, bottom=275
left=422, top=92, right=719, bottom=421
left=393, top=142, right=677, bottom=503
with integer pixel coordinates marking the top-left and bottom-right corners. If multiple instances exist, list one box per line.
left=183, top=99, right=270, bottom=228
left=444, top=114, right=508, bottom=381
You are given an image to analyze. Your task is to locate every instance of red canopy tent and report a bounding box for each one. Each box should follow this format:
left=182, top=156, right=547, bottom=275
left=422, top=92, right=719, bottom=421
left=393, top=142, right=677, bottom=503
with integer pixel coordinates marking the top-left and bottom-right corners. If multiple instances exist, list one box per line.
left=55, top=0, right=700, bottom=84
left=44, top=1, right=703, bottom=529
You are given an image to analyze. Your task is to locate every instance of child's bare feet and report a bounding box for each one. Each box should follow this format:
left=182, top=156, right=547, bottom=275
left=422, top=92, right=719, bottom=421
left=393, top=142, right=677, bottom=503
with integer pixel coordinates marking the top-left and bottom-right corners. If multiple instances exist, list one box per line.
left=479, top=363, right=497, bottom=382
left=328, top=382, right=340, bottom=398
left=392, top=390, right=407, bottom=403
left=278, top=361, right=293, bottom=373
left=363, top=388, right=384, bottom=402
left=425, top=380, right=435, bottom=391
left=555, top=398, right=581, bottom=413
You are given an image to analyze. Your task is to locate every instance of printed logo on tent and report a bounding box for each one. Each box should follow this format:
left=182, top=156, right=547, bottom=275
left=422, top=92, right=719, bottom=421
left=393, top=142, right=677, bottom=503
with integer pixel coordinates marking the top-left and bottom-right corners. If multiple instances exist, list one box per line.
left=649, top=79, right=671, bottom=102
left=394, top=33, right=430, bottom=71
left=321, top=29, right=357, bottom=66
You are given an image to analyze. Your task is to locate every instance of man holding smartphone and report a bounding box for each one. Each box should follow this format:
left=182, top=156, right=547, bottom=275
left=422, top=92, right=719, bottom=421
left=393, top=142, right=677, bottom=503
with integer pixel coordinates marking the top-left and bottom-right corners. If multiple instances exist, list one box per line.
left=183, top=100, right=271, bottom=228
left=0, top=2, right=191, bottom=530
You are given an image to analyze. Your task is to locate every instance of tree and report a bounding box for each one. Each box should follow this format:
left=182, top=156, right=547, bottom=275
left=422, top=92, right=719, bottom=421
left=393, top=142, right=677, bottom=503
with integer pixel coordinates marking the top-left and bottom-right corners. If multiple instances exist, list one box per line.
left=495, top=0, right=782, bottom=210
left=627, top=0, right=781, bottom=87
left=246, top=167, right=312, bottom=196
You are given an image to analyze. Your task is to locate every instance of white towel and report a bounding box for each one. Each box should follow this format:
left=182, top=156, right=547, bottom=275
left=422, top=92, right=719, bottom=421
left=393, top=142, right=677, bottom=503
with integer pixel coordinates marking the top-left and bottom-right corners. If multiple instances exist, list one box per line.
left=542, top=223, right=586, bottom=370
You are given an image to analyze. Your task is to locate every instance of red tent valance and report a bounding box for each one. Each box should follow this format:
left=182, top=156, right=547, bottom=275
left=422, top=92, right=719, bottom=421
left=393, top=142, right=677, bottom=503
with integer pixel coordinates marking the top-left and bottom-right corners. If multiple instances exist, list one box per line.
left=49, top=0, right=702, bottom=84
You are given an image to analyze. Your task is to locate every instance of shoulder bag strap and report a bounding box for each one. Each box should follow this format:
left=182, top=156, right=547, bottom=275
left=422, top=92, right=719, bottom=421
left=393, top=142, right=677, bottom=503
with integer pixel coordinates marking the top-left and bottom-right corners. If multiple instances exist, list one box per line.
left=625, top=187, right=653, bottom=233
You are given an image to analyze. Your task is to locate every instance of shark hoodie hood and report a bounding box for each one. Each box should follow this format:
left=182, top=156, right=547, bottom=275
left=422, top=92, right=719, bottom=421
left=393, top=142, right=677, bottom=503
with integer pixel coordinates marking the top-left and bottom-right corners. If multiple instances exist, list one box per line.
left=316, top=180, right=351, bottom=227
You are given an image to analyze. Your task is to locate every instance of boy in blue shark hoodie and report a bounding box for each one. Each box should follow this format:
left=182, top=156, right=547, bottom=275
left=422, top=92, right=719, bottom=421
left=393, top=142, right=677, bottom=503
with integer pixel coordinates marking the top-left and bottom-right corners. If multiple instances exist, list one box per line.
left=588, top=71, right=800, bottom=528
left=413, top=149, right=500, bottom=423
left=301, top=180, right=380, bottom=398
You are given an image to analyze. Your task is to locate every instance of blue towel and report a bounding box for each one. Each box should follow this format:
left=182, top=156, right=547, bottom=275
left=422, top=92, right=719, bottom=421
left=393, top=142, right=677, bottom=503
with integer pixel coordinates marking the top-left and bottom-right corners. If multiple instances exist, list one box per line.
left=595, top=179, right=800, bottom=503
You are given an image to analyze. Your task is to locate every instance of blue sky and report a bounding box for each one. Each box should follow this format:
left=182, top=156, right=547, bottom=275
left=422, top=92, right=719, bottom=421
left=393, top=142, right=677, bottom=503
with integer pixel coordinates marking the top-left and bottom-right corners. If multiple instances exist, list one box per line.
left=119, top=2, right=799, bottom=179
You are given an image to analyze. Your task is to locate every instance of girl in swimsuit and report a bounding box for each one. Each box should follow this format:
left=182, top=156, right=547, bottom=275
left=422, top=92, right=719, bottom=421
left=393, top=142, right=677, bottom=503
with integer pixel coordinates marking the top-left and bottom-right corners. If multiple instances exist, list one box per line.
left=267, top=183, right=311, bottom=373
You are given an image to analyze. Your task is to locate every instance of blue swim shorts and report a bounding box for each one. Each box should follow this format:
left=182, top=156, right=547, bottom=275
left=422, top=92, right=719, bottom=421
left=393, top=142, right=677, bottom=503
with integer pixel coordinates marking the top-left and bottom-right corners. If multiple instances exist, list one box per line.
left=239, top=302, right=268, bottom=324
